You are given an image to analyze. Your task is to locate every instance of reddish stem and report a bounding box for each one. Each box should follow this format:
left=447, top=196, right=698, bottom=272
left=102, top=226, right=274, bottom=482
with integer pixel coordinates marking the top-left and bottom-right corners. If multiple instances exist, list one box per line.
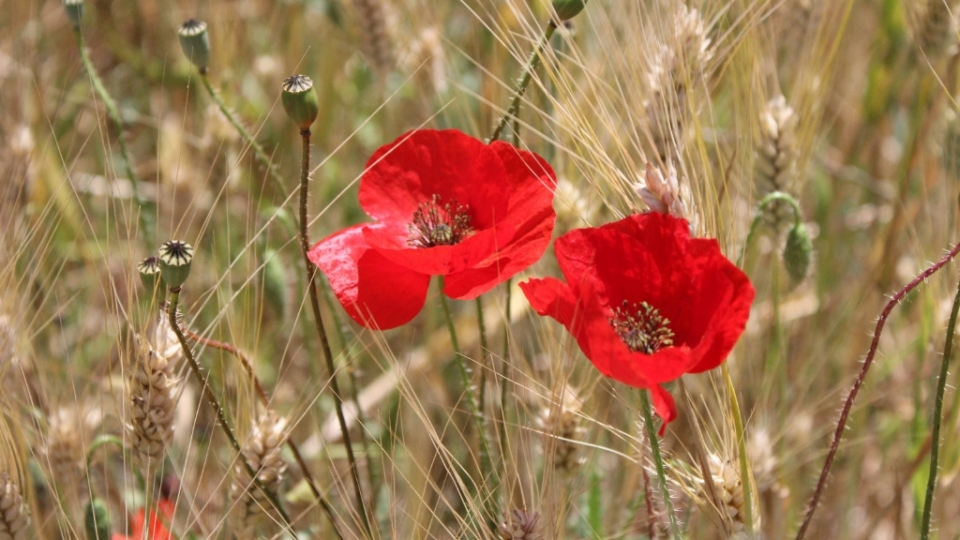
left=795, top=240, right=960, bottom=539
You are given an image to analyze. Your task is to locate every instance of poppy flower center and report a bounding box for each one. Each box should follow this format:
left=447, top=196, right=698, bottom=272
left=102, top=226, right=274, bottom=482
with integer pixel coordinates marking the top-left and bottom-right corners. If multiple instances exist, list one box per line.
left=407, top=194, right=474, bottom=248
left=609, top=300, right=675, bottom=354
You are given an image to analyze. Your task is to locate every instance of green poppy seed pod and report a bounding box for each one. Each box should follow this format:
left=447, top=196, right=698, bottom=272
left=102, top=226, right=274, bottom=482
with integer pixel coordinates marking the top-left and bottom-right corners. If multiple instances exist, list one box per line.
left=63, top=0, right=84, bottom=29
left=137, top=255, right=164, bottom=293
left=84, top=498, right=111, bottom=540
left=281, top=75, right=319, bottom=131
left=178, top=19, right=210, bottom=72
left=783, top=222, right=813, bottom=283
left=551, top=0, right=587, bottom=22
left=158, top=240, right=194, bottom=289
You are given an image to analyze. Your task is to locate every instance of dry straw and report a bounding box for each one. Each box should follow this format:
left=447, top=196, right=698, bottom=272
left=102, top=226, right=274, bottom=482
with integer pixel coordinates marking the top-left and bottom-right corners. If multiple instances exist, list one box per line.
left=644, top=4, right=713, bottom=162
left=755, top=95, right=799, bottom=229
left=353, top=0, right=395, bottom=72
left=539, top=386, right=586, bottom=473
left=499, top=508, right=542, bottom=540
left=911, top=0, right=959, bottom=58
left=232, top=410, right=288, bottom=539
left=129, top=312, right=182, bottom=464
left=0, top=472, right=28, bottom=540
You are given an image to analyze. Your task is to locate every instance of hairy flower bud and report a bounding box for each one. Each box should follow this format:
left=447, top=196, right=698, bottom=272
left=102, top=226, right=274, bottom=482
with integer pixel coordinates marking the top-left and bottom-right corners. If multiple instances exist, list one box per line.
left=63, top=0, right=84, bottom=29
left=281, top=75, right=319, bottom=131
left=158, top=240, right=194, bottom=289
left=178, top=19, right=211, bottom=72
left=137, top=256, right=163, bottom=295
left=84, top=498, right=111, bottom=540
left=783, top=222, right=813, bottom=283
left=551, top=0, right=588, bottom=22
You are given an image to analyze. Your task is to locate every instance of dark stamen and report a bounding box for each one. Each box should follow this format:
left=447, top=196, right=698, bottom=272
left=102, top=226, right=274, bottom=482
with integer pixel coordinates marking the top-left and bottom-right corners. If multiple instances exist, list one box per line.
left=609, top=300, right=674, bottom=354
left=407, top=194, right=473, bottom=248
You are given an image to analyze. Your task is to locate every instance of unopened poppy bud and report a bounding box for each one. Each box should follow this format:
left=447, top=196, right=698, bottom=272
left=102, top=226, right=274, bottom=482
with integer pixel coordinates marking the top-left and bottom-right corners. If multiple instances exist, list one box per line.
left=783, top=222, right=813, bottom=283
left=84, top=497, right=111, bottom=540
left=158, top=240, right=194, bottom=289
left=178, top=19, right=210, bottom=72
left=137, top=255, right=164, bottom=293
left=551, top=0, right=587, bottom=22
left=281, top=75, right=319, bottom=131
left=63, top=0, right=84, bottom=29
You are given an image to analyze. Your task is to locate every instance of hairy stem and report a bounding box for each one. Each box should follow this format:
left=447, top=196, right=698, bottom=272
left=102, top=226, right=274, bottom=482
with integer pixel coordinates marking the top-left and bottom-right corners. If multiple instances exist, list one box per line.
left=639, top=390, right=681, bottom=540
left=920, top=274, right=960, bottom=539
left=199, top=73, right=284, bottom=188
left=438, top=277, right=495, bottom=531
left=488, top=22, right=557, bottom=144
left=74, top=30, right=154, bottom=245
left=795, top=240, right=960, bottom=539
left=296, top=129, right=372, bottom=537
left=721, top=362, right=755, bottom=534
left=181, top=328, right=344, bottom=539
left=165, top=290, right=294, bottom=533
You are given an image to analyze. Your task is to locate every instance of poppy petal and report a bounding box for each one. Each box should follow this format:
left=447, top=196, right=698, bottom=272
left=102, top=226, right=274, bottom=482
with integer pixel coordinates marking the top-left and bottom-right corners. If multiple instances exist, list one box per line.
left=309, top=225, right=431, bottom=329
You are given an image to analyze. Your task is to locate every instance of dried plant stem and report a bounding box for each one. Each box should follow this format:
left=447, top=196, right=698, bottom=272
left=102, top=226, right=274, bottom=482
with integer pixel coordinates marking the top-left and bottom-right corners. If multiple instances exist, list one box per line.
left=165, top=289, right=294, bottom=533
left=296, top=129, right=372, bottom=537
left=437, top=277, right=495, bottom=530
left=639, top=390, right=681, bottom=540
left=181, top=328, right=344, bottom=539
left=795, top=240, right=960, bottom=539
left=919, top=274, right=960, bottom=539
left=488, top=22, right=557, bottom=143
left=721, top=362, right=755, bottom=535
left=198, top=73, right=283, bottom=188
left=73, top=30, right=154, bottom=245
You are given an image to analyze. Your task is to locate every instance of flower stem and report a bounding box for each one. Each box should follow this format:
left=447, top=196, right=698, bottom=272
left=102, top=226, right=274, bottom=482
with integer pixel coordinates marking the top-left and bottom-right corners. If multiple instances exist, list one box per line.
left=73, top=29, right=154, bottom=245
left=919, top=274, right=960, bottom=539
left=438, top=278, right=496, bottom=530
left=198, top=72, right=284, bottom=188
left=738, top=191, right=803, bottom=268
left=296, top=129, right=372, bottom=537
left=721, top=362, right=755, bottom=534
left=181, top=327, right=344, bottom=539
left=165, top=289, right=294, bottom=533
left=488, top=22, right=557, bottom=144
left=795, top=239, right=960, bottom=539
left=639, top=390, right=681, bottom=540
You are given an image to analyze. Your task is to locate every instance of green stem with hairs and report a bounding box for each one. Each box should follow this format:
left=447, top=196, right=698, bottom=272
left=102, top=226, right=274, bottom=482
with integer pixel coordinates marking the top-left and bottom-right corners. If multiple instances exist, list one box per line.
left=920, top=274, right=960, bottom=539
left=296, top=129, right=372, bottom=537
left=639, top=390, right=682, bottom=540
left=73, top=30, right=154, bottom=245
left=438, top=278, right=495, bottom=531
left=181, top=328, right=344, bottom=539
left=165, top=289, right=294, bottom=534
left=488, top=22, right=557, bottom=144
left=721, top=362, right=755, bottom=534
left=738, top=191, right=803, bottom=268
left=199, top=73, right=284, bottom=188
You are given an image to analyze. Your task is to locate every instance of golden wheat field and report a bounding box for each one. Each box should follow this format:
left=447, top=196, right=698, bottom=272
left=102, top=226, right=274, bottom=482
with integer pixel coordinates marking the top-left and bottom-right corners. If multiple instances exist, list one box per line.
left=6, top=0, right=960, bottom=538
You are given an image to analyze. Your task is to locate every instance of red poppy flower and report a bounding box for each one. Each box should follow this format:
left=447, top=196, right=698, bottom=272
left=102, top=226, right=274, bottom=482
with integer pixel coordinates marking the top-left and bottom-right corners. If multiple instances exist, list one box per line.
left=308, top=129, right=557, bottom=329
left=112, top=498, right=175, bottom=540
left=519, top=213, right=754, bottom=434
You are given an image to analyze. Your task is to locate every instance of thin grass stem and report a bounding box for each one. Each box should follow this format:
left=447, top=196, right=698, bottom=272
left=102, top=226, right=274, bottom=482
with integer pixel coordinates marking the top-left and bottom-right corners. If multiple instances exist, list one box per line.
left=73, top=29, right=155, bottom=245
left=165, top=289, right=294, bottom=534
left=181, top=327, right=344, bottom=539
left=639, top=389, right=681, bottom=540
left=919, top=273, right=960, bottom=539
left=438, top=277, right=496, bottom=532
left=199, top=73, right=284, bottom=188
left=721, top=362, right=754, bottom=535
